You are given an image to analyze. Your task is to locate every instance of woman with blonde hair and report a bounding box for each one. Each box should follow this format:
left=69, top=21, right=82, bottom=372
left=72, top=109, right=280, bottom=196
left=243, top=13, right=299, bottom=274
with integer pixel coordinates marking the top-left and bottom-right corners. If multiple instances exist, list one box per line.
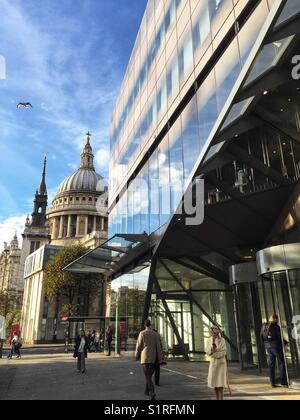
left=206, top=327, right=228, bottom=400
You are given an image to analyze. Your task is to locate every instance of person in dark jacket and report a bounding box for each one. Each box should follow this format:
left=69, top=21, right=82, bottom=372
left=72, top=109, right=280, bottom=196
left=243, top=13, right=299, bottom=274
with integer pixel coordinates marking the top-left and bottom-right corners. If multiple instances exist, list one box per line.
left=74, top=330, right=89, bottom=374
left=261, top=314, right=288, bottom=388
left=106, top=326, right=113, bottom=356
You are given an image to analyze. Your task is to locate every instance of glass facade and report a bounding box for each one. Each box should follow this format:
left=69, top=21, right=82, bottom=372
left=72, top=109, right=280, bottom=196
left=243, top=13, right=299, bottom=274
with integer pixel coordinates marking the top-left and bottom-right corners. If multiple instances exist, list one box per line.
left=109, top=0, right=279, bottom=238
left=107, top=267, right=149, bottom=348
left=108, top=0, right=300, bottom=370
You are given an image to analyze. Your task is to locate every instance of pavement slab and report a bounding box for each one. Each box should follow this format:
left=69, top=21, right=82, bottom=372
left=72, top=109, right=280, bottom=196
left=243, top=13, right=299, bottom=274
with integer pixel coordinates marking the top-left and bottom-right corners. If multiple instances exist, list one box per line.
left=0, top=347, right=299, bottom=400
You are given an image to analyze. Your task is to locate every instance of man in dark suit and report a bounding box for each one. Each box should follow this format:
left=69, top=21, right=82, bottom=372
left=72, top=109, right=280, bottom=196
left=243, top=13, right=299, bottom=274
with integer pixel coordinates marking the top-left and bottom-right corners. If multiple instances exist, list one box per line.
left=261, top=314, right=288, bottom=388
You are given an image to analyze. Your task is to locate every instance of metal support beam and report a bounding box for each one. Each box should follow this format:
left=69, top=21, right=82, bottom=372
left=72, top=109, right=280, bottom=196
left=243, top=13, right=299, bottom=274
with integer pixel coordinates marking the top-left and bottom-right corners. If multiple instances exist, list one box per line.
left=254, top=106, right=300, bottom=147
left=227, top=143, right=291, bottom=186
left=168, top=256, right=229, bottom=284
left=141, top=256, right=156, bottom=331
left=182, top=256, right=230, bottom=284
left=205, top=172, right=273, bottom=223
left=177, top=223, right=243, bottom=265
left=152, top=272, right=190, bottom=361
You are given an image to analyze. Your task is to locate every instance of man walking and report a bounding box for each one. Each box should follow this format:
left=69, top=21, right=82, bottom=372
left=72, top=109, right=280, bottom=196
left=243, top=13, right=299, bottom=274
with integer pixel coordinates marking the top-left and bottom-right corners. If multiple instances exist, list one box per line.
left=135, top=320, right=163, bottom=400
left=261, top=314, right=288, bottom=388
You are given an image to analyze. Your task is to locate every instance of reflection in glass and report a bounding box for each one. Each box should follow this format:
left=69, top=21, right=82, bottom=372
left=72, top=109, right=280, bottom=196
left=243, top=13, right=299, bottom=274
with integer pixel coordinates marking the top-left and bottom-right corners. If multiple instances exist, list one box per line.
left=158, top=137, right=171, bottom=226
left=181, top=96, right=201, bottom=182
left=197, top=72, right=218, bottom=146
left=215, top=37, right=241, bottom=112
left=169, top=118, right=184, bottom=213
left=245, top=37, right=294, bottom=87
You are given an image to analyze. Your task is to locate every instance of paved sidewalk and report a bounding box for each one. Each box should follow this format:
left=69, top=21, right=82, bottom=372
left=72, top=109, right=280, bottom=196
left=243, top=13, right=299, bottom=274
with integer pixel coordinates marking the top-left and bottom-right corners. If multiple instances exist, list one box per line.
left=0, top=347, right=299, bottom=400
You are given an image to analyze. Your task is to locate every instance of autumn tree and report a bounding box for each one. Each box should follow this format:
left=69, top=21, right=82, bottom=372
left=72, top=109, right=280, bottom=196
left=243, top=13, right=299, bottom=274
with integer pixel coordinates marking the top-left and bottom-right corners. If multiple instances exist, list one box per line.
left=44, top=244, right=103, bottom=317
left=0, top=291, right=14, bottom=317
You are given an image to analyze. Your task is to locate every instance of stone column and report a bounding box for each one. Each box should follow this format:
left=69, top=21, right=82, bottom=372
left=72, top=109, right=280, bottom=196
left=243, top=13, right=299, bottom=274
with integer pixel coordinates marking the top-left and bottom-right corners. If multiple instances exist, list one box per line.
left=101, top=217, right=105, bottom=231
left=52, top=217, right=57, bottom=239
left=67, top=215, right=72, bottom=238
left=59, top=216, right=64, bottom=238
left=93, top=216, right=97, bottom=232
left=85, top=216, right=89, bottom=236
left=76, top=216, right=80, bottom=237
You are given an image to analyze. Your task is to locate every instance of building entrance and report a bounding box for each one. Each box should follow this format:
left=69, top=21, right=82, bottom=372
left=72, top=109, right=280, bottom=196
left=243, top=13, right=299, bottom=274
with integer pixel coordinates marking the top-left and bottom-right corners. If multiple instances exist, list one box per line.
left=150, top=299, right=193, bottom=357
left=232, top=244, right=300, bottom=387
left=260, top=271, right=300, bottom=387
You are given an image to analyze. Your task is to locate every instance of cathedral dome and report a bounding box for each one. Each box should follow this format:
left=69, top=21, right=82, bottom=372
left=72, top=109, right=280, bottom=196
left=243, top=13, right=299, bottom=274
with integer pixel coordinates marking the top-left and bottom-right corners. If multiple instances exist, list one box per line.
left=54, top=132, right=104, bottom=199
left=57, top=169, right=103, bottom=196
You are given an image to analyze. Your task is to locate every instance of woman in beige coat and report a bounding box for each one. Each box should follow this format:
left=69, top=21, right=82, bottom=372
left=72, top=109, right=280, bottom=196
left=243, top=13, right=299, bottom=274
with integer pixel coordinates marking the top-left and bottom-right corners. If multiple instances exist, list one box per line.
left=206, top=327, right=228, bottom=401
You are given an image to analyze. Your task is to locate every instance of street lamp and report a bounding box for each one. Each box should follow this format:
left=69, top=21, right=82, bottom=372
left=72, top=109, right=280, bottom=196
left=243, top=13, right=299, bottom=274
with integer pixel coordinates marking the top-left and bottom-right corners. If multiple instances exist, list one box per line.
left=115, top=290, right=120, bottom=356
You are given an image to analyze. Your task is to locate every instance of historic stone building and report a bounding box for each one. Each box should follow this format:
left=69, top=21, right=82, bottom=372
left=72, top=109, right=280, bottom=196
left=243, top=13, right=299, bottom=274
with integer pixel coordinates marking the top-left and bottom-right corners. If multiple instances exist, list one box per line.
left=47, top=132, right=108, bottom=248
left=19, top=156, right=51, bottom=294
left=21, top=132, right=108, bottom=343
left=0, top=234, right=22, bottom=312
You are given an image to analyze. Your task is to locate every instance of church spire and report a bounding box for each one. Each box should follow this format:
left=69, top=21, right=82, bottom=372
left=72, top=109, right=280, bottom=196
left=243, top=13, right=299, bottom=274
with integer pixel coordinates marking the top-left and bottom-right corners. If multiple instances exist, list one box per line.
left=80, top=131, right=95, bottom=170
left=31, top=156, right=48, bottom=228
left=38, top=154, right=47, bottom=195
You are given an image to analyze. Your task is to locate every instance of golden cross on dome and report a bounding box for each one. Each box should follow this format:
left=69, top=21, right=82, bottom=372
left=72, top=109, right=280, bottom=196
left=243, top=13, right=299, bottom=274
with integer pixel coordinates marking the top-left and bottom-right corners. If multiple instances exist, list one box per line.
left=86, top=131, right=92, bottom=143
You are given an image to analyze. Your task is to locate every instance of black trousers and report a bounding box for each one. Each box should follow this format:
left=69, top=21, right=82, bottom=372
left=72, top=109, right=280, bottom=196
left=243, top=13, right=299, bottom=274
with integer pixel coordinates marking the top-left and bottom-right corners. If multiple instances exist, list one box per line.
left=267, top=347, right=288, bottom=386
left=154, top=361, right=160, bottom=385
left=107, top=341, right=112, bottom=356
left=142, top=364, right=156, bottom=397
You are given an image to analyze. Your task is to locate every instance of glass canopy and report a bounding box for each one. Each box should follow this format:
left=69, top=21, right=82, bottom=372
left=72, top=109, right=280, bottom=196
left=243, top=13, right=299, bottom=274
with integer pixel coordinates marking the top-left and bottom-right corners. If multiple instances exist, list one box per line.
left=64, top=234, right=149, bottom=275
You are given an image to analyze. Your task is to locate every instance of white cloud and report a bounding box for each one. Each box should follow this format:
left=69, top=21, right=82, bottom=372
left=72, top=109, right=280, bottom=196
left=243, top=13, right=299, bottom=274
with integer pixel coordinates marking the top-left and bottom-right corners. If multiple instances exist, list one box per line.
left=95, top=148, right=110, bottom=175
left=0, top=215, right=27, bottom=252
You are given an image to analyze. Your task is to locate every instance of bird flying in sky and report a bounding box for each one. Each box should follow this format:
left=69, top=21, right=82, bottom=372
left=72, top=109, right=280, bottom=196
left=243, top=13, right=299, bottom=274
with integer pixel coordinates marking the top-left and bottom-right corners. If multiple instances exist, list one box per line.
left=17, top=102, right=33, bottom=109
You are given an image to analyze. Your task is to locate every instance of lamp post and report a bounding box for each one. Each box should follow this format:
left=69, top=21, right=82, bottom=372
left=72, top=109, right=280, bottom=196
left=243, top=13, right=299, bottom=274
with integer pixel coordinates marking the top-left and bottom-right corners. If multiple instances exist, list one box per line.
left=115, top=290, right=120, bottom=356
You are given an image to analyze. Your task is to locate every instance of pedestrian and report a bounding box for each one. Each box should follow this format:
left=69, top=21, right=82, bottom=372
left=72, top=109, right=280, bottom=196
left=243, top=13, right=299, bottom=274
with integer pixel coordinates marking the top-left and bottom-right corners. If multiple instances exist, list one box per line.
left=261, top=314, right=288, bottom=388
left=95, top=331, right=100, bottom=352
left=8, top=332, right=21, bottom=360
left=106, top=326, right=113, bottom=356
left=74, top=330, right=89, bottom=374
left=135, top=320, right=163, bottom=401
left=205, top=327, right=228, bottom=401
left=153, top=328, right=164, bottom=386
left=100, top=329, right=105, bottom=352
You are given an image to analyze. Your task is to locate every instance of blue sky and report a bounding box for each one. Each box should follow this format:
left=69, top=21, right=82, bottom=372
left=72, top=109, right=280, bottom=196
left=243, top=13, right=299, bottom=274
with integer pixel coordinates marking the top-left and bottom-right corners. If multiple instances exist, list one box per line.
left=0, top=0, right=147, bottom=249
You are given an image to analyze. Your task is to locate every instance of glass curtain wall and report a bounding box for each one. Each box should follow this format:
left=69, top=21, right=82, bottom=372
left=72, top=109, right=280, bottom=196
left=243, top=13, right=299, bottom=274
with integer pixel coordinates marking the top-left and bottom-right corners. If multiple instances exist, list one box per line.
left=109, top=0, right=274, bottom=237
left=107, top=267, right=149, bottom=348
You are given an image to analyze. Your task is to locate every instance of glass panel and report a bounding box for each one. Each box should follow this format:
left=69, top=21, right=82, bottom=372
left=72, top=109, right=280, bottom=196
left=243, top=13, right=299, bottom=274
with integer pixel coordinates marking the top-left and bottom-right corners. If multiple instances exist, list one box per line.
left=158, top=137, right=171, bottom=226
left=236, top=284, right=259, bottom=368
left=149, top=149, right=160, bottom=233
left=181, top=96, right=201, bottom=183
left=215, top=37, right=241, bottom=112
left=197, top=71, right=218, bottom=147
left=169, top=118, right=184, bottom=212
left=275, top=1, right=300, bottom=27
left=179, top=30, right=194, bottom=86
left=245, top=37, right=294, bottom=86
left=108, top=268, right=149, bottom=347
left=237, top=0, right=270, bottom=67
left=192, top=0, right=212, bottom=64
left=221, top=97, right=255, bottom=130
left=167, top=51, right=179, bottom=104
left=209, top=0, right=234, bottom=38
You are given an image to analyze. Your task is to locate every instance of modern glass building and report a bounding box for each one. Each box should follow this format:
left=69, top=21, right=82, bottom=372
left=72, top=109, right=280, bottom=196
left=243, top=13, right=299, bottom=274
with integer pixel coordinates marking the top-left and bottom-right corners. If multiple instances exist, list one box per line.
left=66, top=0, right=300, bottom=385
